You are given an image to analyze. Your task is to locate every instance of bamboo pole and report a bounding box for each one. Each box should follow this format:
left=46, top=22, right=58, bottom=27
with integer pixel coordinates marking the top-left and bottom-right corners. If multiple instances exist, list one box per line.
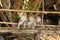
left=0, top=22, right=17, bottom=24
left=44, top=11, right=60, bottom=14
left=0, top=9, right=60, bottom=14
left=0, top=9, right=42, bottom=13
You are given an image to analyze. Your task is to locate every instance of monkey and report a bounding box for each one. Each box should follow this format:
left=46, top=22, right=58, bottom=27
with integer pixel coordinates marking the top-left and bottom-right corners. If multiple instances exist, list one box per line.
left=36, top=15, right=41, bottom=24
left=28, top=13, right=36, bottom=30
left=17, top=12, right=27, bottom=29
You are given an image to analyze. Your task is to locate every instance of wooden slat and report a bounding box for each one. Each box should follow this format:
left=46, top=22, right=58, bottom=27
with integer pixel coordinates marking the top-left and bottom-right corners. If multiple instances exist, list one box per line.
left=43, top=25, right=59, bottom=27
left=41, top=30, right=57, bottom=35
left=0, top=30, right=38, bottom=34
left=0, top=27, right=38, bottom=33
left=12, top=30, right=38, bottom=34
left=0, top=27, right=17, bottom=32
left=42, top=30, right=60, bottom=33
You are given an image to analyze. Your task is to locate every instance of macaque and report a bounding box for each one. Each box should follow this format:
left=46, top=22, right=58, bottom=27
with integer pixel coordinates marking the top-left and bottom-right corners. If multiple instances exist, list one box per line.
left=18, top=12, right=27, bottom=29
left=28, top=13, right=36, bottom=30
left=36, top=15, right=41, bottom=24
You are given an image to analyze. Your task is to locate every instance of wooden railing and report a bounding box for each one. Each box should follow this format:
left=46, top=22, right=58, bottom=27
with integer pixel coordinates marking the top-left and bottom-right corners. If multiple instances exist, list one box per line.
left=0, top=9, right=60, bottom=33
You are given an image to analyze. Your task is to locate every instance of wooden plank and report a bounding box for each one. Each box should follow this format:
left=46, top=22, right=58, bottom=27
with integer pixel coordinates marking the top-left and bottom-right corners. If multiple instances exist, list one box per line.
left=12, top=30, right=38, bottom=34
left=42, top=30, right=60, bottom=33
left=0, top=27, right=17, bottom=33
left=0, top=27, right=38, bottom=33
left=0, top=30, right=38, bottom=34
